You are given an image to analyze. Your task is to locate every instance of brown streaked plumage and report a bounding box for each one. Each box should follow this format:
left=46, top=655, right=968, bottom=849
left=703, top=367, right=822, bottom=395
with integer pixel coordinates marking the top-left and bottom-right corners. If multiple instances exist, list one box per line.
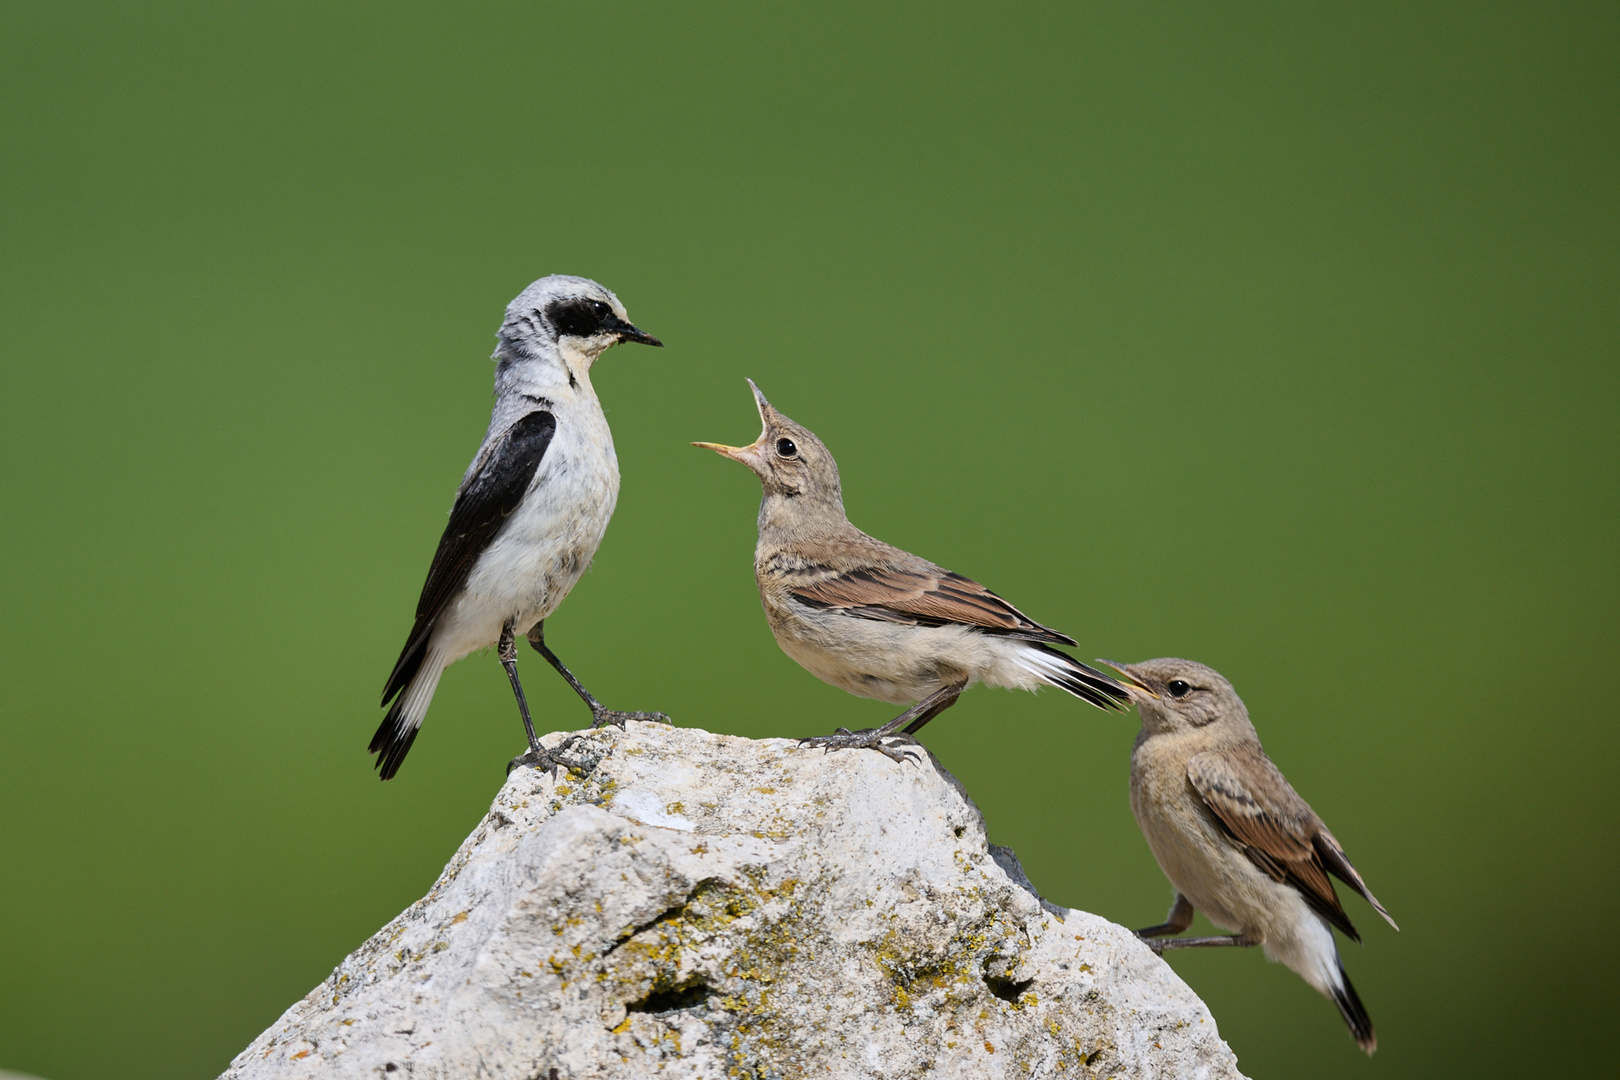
left=695, top=381, right=1126, bottom=761
left=789, top=564, right=1078, bottom=644
left=1100, top=657, right=1397, bottom=1055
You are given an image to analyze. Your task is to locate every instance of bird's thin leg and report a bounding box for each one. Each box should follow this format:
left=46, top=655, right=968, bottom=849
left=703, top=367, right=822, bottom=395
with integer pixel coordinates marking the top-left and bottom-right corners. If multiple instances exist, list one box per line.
left=799, top=681, right=966, bottom=764
left=527, top=622, right=671, bottom=730
left=499, top=622, right=553, bottom=775
left=1144, top=933, right=1258, bottom=954
left=1136, top=895, right=1256, bottom=953
left=1136, top=894, right=1196, bottom=939
left=899, top=682, right=966, bottom=736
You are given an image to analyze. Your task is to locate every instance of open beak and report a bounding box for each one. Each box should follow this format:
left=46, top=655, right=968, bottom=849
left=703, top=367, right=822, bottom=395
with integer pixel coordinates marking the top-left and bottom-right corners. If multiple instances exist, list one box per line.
left=1096, top=659, right=1159, bottom=699
left=693, top=440, right=746, bottom=460
left=693, top=379, right=774, bottom=465
left=746, top=378, right=773, bottom=419
left=692, top=438, right=767, bottom=469
left=605, top=314, right=663, bottom=347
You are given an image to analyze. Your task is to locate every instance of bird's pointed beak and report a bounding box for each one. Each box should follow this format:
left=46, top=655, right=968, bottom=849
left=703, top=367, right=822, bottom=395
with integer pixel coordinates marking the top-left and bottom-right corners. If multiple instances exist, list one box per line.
left=746, top=378, right=776, bottom=422
left=692, top=439, right=765, bottom=468
left=605, top=313, right=663, bottom=347
left=694, top=380, right=774, bottom=469
left=1096, top=659, right=1159, bottom=699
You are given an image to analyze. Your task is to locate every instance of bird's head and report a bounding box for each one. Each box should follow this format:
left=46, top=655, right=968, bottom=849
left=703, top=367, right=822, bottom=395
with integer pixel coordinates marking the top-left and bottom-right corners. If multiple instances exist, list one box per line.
left=494, top=275, right=661, bottom=371
left=1096, top=657, right=1249, bottom=735
left=694, top=381, right=844, bottom=507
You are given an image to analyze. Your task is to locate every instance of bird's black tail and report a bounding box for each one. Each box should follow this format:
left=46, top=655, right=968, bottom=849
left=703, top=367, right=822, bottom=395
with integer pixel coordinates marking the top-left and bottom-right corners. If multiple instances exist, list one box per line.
left=371, top=642, right=445, bottom=780
left=1330, top=959, right=1377, bottom=1055
left=1021, top=643, right=1131, bottom=712
left=369, top=699, right=421, bottom=781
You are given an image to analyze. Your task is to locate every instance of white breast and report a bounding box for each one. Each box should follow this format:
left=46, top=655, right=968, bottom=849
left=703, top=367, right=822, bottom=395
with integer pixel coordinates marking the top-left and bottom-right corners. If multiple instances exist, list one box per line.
left=435, top=393, right=620, bottom=661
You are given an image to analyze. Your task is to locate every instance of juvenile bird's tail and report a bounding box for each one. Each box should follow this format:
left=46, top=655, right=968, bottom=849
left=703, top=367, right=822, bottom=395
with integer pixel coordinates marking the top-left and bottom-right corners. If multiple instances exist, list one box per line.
left=371, top=647, right=447, bottom=780
left=1329, top=958, right=1377, bottom=1055
left=1016, top=643, right=1131, bottom=712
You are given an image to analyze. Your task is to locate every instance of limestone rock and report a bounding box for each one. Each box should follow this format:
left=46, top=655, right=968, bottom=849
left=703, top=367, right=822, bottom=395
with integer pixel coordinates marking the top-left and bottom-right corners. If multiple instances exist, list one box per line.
left=223, top=722, right=1244, bottom=1079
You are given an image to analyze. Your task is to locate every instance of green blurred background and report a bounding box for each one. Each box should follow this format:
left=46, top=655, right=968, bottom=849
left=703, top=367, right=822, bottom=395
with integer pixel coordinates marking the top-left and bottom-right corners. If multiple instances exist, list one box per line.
left=2, top=2, right=1614, bottom=1077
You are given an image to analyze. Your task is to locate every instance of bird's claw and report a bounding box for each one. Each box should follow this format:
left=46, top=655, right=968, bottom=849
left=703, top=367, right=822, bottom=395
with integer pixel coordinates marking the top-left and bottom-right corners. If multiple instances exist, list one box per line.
left=590, top=708, right=672, bottom=730
left=798, top=728, right=922, bottom=766
left=507, top=734, right=596, bottom=777
left=506, top=746, right=557, bottom=777
left=1137, top=935, right=1168, bottom=956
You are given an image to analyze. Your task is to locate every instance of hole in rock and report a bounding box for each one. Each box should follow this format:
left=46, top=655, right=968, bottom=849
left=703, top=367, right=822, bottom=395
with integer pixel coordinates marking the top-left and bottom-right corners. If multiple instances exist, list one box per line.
left=985, top=974, right=1034, bottom=1003
left=627, top=980, right=713, bottom=1015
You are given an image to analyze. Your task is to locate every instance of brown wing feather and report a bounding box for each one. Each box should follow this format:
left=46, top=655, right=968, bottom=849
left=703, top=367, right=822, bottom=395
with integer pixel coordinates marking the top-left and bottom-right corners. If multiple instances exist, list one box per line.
left=1187, top=749, right=1360, bottom=941
left=790, top=565, right=1076, bottom=645
left=1316, top=828, right=1399, bottom=930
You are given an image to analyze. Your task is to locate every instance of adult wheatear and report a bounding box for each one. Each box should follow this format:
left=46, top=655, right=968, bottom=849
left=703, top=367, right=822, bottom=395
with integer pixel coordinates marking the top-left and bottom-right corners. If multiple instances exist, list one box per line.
left=372, top=275, right=668, bottom=780
left=1100, top=657, right=1397, bottom=1054
left=695, top=381, right=1127, bottom=761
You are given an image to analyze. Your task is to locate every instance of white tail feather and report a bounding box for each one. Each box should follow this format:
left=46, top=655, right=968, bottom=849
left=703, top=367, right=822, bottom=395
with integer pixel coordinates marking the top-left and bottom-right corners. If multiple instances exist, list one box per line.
left=397, top=649, right=448, bottom=735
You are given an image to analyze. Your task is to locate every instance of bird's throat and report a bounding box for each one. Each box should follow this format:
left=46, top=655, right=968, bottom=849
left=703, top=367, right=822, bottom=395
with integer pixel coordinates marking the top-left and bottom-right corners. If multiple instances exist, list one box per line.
left=756, top=490, right=849, bottom=545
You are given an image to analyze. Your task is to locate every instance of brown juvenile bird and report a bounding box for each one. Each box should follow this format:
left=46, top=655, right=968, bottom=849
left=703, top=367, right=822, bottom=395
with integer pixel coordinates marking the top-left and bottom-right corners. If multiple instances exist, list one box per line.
left=1099, top=657, right=1398, bottom=1054
left=695, top=381, right=1127, bottom=760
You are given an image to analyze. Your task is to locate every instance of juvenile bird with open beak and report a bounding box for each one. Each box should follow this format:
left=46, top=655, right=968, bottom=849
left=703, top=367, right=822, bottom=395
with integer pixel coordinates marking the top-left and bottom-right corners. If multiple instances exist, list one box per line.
left=1099, top=657, right=1398, bottom=1054
left=695, top=381, right=1127, bottom=760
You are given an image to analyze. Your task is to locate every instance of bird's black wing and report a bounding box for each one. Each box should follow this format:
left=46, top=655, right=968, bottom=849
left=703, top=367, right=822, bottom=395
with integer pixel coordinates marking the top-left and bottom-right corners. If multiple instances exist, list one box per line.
left=380, top=410, right=557, bottom=707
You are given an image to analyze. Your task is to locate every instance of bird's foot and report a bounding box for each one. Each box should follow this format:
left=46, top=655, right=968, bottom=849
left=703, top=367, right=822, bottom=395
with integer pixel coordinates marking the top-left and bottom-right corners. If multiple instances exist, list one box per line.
left=798, top=727, right=921, bottom=765
left=590, top=708, right=672, bottom=730
left=506, top=746, right=557, bottom=777
left=506, top=734, right=597, bottom=777
left=1137, top=935, right=1168, bottom=956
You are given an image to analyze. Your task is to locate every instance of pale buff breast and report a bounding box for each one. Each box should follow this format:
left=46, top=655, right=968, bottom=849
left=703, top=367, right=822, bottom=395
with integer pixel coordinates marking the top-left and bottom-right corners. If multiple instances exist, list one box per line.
left=1130, top=735, right=1280, bottom=937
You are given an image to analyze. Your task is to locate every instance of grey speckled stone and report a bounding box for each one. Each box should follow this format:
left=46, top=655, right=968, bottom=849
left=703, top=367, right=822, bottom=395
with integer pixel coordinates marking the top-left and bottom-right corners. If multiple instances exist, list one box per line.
left=223, top=722, right=1245, bottom=1079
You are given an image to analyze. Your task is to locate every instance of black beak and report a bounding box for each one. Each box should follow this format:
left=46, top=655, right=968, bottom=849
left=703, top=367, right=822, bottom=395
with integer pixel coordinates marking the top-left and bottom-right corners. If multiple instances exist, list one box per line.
left=605, top=314, right=663, bottom=348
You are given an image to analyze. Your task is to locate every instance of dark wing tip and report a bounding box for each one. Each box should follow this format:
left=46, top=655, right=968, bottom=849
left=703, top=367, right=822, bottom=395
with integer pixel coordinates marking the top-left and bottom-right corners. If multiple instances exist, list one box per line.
left=1315, top=833, right=1399, bottom=931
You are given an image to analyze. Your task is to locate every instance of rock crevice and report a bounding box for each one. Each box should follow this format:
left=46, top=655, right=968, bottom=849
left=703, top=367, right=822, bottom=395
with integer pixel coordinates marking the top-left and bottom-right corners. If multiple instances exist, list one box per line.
left=223, top=723, right=1245, bottom=1079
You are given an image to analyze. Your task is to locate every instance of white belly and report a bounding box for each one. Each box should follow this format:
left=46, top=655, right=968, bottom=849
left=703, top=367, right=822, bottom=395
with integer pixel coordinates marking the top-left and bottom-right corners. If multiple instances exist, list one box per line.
left=764, top=594, right=1053, bottom=706
left=434, top=404, right=619, bottom=661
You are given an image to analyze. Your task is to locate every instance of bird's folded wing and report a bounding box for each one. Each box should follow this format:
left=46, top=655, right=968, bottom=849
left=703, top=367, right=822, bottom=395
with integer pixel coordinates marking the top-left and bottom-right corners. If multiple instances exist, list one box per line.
left=1187, top=748, right=1361, bottom=941
left=1315, top=827, right=1399, bottom=930
left=382, top=410, right=557, bottom=704
left=787, top=562, right=1076, bottom=645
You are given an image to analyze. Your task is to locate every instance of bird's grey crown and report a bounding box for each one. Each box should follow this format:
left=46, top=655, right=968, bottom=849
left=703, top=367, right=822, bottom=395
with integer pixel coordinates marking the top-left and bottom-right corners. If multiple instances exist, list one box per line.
left=493, top=275, right=626, bottom=362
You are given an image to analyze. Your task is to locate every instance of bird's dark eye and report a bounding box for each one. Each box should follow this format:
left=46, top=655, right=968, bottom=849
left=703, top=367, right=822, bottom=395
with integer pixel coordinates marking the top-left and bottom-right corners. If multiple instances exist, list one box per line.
left=1167, top=680, right=1190, bottom=698
left=775, top=438, right=798, bottom=458
left=588, top=300, right=610, bottom=319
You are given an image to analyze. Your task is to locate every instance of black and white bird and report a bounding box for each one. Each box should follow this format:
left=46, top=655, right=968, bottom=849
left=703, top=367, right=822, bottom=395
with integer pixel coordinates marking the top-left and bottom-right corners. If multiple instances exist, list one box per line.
left=372, top=275, right=668, bottom=780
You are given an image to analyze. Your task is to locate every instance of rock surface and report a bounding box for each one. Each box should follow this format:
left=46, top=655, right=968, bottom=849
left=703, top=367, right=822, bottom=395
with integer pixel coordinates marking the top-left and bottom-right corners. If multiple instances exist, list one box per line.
left=224, top=723, right=1244, bottom=1079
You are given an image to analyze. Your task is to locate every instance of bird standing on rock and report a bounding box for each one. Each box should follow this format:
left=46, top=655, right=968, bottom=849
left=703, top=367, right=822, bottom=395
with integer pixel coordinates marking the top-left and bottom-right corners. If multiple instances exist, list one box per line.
left=372, top=275, right=670, bottom=780
left=695, top=381, right=1128, bottom=761
left=1099, top=657, right=1397, bottom=1054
